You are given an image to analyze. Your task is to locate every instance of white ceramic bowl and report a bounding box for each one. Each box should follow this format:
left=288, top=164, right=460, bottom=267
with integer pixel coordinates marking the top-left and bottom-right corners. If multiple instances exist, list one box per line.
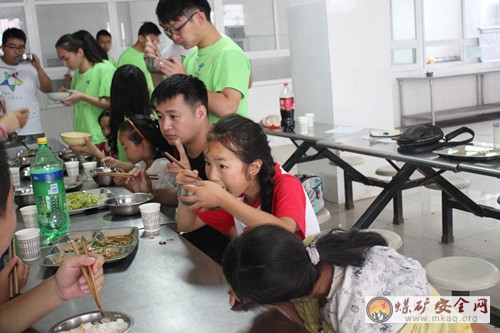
left=47, top=92, right=71, bottom=101
left=60, top=132, right=93, bottom=146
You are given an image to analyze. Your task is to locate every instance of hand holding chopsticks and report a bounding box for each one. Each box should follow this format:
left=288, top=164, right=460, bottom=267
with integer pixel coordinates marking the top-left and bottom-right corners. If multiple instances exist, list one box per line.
left=70, top=239, right=105, bottom=316
left=8, top=238, right=19, bottom=299
left=164, top=151, right=203, bottom=181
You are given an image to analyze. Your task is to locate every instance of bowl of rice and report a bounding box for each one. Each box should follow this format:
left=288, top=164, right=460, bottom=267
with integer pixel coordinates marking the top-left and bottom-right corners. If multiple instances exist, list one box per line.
left=49, top=311, right=133, bottom=333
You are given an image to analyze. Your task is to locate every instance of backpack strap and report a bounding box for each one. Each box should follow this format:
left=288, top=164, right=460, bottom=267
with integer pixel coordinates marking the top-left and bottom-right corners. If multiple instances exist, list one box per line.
left=441, top=126, right=475, bottom=148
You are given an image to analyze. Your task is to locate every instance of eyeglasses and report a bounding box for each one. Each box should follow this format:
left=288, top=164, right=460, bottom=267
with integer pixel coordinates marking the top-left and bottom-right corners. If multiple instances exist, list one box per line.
left=5, top=44, right=26, bottom=52
left=163, top=11, right=200, bottom=37
left=125, top=117, right=149, bottom=144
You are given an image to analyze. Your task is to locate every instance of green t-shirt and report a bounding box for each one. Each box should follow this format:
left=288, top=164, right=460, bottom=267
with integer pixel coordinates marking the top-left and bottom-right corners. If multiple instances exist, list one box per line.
left=71, top=61, right=115, bottom=144
left=117, top=47, right=154, bottom=92
left=107, top=55, right=117, bottom=68
left=184, top=37, right=251, bottom=123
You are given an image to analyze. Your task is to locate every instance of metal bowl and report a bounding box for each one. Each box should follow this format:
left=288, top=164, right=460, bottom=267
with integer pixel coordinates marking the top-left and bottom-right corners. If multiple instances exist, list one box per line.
left=14, top=185, right=35, bottom=207
left=105, top=193, right=154, bottom=215
left=15, top=53, right=34, bottom=63
left=49, top=311, right=133, bottom=333
left=91, top=167, right=116, bottom=186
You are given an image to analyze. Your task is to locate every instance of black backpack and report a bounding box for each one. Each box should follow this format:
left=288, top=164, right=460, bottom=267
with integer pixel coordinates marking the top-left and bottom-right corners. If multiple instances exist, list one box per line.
left=397, top=124, right=474, bottom=154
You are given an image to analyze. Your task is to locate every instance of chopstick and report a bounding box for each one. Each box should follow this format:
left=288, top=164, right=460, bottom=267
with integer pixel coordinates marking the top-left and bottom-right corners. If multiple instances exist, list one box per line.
left=8, top=238, right=19, bottom=299
left=70, top=239, right=105, bottom=316
left=164, top=151, right=203, bottom=181
left=94, top=172, right=159, bottom=180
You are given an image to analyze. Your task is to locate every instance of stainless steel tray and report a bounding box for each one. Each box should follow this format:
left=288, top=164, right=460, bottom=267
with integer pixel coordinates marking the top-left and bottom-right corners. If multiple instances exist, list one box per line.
left=40, top=226, right=139, bottom=268
left=66, top=188, right=114, bottom=215
left=434, top=144, right=500, bottom=161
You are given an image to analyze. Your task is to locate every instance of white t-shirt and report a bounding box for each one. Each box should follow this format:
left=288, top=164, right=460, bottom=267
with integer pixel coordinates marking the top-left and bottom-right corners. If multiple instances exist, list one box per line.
left=0, top=58, right=43, bottom=135
left=135, top=158, right=175, bottom=190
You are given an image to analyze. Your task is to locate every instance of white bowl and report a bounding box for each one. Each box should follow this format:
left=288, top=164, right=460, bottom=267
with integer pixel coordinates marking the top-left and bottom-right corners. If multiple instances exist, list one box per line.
left=47, top=92, right=71, bottom=101
left=60, top=132, right=93, bottom=146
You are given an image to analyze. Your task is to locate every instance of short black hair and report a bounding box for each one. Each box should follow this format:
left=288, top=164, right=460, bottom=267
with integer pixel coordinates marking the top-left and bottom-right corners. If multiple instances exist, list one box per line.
left=156, top=0, right=212, bottom=25
left=138, top=22, right=161, bottom=37
left=96, top=30, right=112, bottom=40
left=151, top=74, right=208, bottom=112
left=2, top=27, right=26, bottom=46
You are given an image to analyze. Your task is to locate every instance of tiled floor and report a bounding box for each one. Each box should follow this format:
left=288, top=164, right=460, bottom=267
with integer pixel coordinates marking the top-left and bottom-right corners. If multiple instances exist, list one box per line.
left=271, top=118, right=500, bottom=331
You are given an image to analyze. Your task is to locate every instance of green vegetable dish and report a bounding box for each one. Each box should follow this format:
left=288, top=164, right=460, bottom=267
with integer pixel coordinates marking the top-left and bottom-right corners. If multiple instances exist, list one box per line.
left=66, top=192, right=103, bottom=210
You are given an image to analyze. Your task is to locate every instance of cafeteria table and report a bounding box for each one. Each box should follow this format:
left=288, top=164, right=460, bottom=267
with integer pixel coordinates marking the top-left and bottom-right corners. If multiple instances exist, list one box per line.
left=18, top=184, right=265, bottom=333
left=316, top=130, right=500, bottom=242
left=263, top=124, right=394, bottom=212
left=264, top=125, right=424, bottom=223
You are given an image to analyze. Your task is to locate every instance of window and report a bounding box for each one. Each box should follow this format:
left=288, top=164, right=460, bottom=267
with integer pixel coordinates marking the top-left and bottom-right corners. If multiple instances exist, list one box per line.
left=1, top=0, right=288, bottom=82
left=390, top=0, right=500, bottom=67
left=218, top=0, right=290, bottom=80
left=0, top=6, right=26, bottom=57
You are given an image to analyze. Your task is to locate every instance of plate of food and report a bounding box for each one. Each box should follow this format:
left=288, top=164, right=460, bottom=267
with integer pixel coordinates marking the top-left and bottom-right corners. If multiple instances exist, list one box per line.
left=40, top=227, right=139, bottom=268
left=433, top=144, right=500, bottom=161
left=66, top=188, right=114, bottom=215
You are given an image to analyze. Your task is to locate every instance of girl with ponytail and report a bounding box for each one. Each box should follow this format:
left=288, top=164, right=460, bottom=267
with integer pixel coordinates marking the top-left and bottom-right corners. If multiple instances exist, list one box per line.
left=55, top=30, right=115, bottom=145
left=175, top=114, right=320, bottom=259
left=223, top=225, right=488, bottom=333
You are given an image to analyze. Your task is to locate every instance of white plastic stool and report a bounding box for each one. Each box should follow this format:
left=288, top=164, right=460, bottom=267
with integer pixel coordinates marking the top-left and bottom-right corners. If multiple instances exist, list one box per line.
left=375, top=163, right=404, bottom=177
left=425, top=256, right=500, bottom=296
left=316, top=208, right=331, bottom=224
left=424, top=175, right=471, bottom=190
left=363, top=228, right=403, bottom=250
left=424, top=174, right=471, bottom=244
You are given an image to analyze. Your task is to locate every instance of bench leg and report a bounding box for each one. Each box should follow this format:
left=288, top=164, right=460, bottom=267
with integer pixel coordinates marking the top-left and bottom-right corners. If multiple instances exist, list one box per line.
left=344, top=174, right=354, bottom=210
left=441, top=192, right=454, bottom=244
left=393, top=190, right=404, bottom=225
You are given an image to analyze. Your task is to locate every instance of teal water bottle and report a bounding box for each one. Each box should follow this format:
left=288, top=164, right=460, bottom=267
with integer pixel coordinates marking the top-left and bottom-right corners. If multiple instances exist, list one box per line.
left=31, top=137, right=70, bottom=243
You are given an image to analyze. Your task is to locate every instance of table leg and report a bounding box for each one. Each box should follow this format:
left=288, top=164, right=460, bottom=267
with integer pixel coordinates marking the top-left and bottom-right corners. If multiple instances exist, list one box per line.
left=353, top=163, right=417, bottom=230
left=281, top=141, right=315, bottom=172
left=393, top=191, right=404, bottom=225
left=441, top=192, right=454, bottom=244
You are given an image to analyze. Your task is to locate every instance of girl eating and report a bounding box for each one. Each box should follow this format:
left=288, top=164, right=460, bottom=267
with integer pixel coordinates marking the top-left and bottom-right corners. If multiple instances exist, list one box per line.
left=176, top=114, right=320, bottom=241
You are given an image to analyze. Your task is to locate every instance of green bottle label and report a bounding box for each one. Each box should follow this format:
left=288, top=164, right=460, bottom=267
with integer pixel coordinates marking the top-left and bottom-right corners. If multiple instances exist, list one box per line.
left=31, top=169, right=64, bottom=195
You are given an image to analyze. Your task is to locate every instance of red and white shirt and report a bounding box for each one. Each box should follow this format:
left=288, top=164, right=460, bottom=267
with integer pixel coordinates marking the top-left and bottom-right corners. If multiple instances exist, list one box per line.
left=196, top=163, right=320, bottom=239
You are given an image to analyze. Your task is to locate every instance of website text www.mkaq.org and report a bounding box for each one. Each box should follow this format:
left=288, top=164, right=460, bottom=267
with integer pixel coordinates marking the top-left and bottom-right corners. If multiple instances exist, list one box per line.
left=404, top=314, right=478, bottom=324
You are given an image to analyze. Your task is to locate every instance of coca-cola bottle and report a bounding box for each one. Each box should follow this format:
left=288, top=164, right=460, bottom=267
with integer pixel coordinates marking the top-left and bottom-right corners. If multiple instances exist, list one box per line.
left=279, top=83, right=295, bottom=132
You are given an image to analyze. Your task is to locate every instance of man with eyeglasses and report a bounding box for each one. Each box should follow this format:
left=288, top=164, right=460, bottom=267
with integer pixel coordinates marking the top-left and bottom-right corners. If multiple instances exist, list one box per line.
left=118, top=22, right=162, bottom=93
left=145, top=0, right=251, bottom=124
left=0, top=28, right=52, bottom=145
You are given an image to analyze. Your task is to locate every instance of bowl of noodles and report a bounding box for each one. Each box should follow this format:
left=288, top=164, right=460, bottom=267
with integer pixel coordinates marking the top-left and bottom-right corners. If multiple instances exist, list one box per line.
left=49, top=311, right=133, bottom=333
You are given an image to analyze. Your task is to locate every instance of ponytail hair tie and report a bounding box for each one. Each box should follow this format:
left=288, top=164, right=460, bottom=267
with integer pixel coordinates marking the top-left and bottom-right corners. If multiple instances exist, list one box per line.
left=306, top=246, right=320, bottom=266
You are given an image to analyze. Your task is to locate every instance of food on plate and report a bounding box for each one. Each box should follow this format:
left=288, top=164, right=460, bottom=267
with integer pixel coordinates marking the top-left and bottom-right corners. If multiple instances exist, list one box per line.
left=59, top=317, right=128, bottom=333
left=66, top=192, right=104, bottom=210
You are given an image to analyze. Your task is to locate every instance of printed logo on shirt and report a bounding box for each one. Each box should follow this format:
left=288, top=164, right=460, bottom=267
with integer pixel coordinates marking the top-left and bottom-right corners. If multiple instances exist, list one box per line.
left=1, top=71, right=24, bottom=92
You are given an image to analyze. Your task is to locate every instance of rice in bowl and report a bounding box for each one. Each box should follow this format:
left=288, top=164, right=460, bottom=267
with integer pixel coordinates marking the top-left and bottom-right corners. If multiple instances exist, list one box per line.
left=59, top=318, right=128, bottom=333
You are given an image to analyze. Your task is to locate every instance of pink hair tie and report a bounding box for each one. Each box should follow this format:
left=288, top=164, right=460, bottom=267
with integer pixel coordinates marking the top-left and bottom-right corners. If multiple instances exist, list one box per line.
left=306, top=246, right=320, bottom=266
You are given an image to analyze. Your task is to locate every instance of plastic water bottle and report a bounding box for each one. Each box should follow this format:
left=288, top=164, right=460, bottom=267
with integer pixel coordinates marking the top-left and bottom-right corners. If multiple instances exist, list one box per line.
left=31, top=137, right=70, bottom=243
left=279, top=83, right=295, bottom=132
